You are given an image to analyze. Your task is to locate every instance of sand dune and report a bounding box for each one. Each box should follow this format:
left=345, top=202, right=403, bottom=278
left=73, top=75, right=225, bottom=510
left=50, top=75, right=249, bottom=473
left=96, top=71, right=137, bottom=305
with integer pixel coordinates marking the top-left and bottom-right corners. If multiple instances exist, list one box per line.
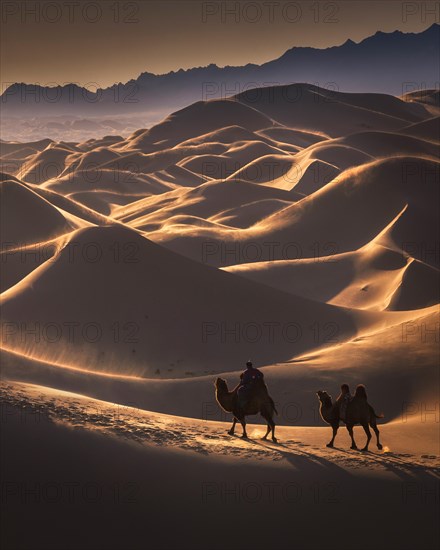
left=76, top=134, right=126, bottom=149
left=236, top=84, right=430, bottom=136
left=18, top=143, right=77, bottom=184
left=0, top=137, right=53, bottom=157
left=67, top=190, right=153, bottom=215
left=258, top=127, right=328, bottom=147
left=44, top=168, right=177, bottom=196
left=0, top=235, right=62, bottom=293
left=290, top=159, right=340, bottom=195
left=226, top=154, right=295, bottom=189
left=150, top=157, right=439, bottom=268
left=113, top=178, right=300, bottom=228
left=121, top=99, right=275, bottom=150
left=65, top=146, right=122, bottom=174
left=224, top=244, right=405, bottom=309
left=1, top=300, right=437, bottom=425
left=209, top=198, right=293, bottom=229
left=387, top=258, right=440, bottom=310
left=179, top=140, right=289, bottom=179
left=1, top=224, right=364, bottom=376
left=337, top=130, right=439, bottom=158
left=21, top=181, right=112, bottom=225
left=399, top=116, right=440, bottom=142
left=402, top=88, right=440, bottom=108
left=177, top=124, right=296, bottom=152
left=225, top=242, right=439, bottom=312
left=0, top=179, right=74, bottom=246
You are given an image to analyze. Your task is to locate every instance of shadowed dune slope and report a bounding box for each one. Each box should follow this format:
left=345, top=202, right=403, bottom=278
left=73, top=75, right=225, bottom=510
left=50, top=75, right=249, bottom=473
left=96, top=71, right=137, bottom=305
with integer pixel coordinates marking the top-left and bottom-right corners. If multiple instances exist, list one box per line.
left=224, top=244, right=439, bottom=312
left=1, top=225, right=363, bottom=376
left=399, top=116, right=440, bottom=142
left=0, top=179, right=74, bottom=246
left=235, top=84, right=430, bottom=137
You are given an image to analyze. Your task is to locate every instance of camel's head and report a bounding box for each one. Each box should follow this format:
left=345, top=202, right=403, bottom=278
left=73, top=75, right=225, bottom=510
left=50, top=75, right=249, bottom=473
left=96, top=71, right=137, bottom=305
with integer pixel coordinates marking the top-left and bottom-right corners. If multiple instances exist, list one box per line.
left=214, top=377, right=228, bottom=393
left=316, top=390, right=332, bottom=406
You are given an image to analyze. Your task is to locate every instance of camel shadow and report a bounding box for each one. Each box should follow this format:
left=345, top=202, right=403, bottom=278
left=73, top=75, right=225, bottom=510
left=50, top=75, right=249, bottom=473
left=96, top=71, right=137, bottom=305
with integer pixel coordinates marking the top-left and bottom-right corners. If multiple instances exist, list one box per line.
left=237, top=435, right=439, bottom=483
left=245, top=437, right=353, bottom=479
left=318, top=443, right=440, bottom=482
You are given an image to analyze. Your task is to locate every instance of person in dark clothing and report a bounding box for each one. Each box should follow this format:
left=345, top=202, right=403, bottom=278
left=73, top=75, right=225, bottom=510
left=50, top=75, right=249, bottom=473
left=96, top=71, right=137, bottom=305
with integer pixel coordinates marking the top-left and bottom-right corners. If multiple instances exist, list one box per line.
left=336, top=383, right=352, bottom=421
left=237, top=360, right=264, bottom=409
left=354, top=384, right=368, bottom=400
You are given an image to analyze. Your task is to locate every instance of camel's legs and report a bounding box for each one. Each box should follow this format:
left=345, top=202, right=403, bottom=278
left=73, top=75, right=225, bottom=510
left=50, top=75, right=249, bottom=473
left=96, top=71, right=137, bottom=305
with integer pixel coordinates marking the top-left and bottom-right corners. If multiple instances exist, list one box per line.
left=347, top=425, right=357, bottom=450
left=240, top=417, right=248, bottom=439
left=361, top=424, right=371, bottom=451
left=228, top=418, right=237, bottom=436
left=234, top=412, right=247, bottom=438
left=271, top=421, right=277, bottom=443
left=371, top=422, right=383, bottom=450
left=327, top=424, right=338, bottom=448
left=261, top=424, right=271, bottom=440
left=261, top=408, right=277, bottom=442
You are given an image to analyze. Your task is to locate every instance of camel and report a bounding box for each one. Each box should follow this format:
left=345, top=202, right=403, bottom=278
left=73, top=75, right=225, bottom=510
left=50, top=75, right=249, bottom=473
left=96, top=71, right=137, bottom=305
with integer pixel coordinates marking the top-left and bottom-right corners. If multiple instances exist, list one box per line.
left=214, top=377, right=278, bottom=442
left=316, top=389, right=383, bottom=451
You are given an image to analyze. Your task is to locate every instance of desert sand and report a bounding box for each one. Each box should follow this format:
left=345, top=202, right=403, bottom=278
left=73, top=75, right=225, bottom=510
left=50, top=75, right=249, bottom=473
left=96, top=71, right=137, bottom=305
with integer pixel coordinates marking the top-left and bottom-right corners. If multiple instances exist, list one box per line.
left=1, top=83, right=439, bottom=549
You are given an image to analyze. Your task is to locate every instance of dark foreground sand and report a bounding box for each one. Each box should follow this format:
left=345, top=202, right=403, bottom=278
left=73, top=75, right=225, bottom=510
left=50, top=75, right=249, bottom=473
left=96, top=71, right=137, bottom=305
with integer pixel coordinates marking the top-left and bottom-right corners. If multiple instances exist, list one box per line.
left=1, top=381, right=438, bottom=550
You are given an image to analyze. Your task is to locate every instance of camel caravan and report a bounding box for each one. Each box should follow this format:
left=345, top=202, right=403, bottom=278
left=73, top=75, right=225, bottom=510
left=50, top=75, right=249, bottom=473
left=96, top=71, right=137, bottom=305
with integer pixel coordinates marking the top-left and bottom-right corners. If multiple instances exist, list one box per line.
left=215, top=361, right=384, bottom=451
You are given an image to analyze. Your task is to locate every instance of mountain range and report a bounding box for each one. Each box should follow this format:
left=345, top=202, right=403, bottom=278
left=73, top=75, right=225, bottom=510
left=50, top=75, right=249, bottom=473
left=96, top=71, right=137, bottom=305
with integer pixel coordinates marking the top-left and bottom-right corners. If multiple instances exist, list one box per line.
left=2, top=24, right=439, bottom=118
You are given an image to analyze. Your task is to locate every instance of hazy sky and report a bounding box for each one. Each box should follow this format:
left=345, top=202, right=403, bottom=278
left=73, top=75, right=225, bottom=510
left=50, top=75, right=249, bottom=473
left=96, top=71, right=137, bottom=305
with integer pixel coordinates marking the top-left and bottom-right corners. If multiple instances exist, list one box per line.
left=1, top=0, right=437, bottom=88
